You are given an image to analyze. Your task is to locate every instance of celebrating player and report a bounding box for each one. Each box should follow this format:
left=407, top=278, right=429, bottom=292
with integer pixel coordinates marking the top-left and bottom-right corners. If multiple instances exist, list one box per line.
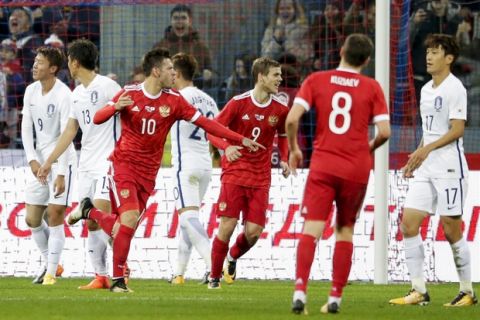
left=53, top=48, right=263, bottom=293
left=389, top=34, right=477, bottom=307
left=37, top=39, right=123, bottom=290
left=21, top=47, right=77, bottom=285
left=287, top=33, right=391, bottom=314
left=207, top=57, right=290, bottom=289
left=169, top=53, right=218, bottom=285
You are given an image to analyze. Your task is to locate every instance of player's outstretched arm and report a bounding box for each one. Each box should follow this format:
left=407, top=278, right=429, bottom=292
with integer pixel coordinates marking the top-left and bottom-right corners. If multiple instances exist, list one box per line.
left=37, top=118, right=79, bottom=185
left=285, top=103, right=306, bottom=176
left=194, top=116, right=265, bottom=151
left=93, top=91, right=133, bottom=124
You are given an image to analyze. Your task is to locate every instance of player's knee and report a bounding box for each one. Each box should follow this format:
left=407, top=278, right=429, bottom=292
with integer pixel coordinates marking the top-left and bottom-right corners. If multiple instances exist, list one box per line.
left=400, top=222, right=418, bottom=238
left=245, top=226, right=263, bottom=244
left=120, top=211, right=139, bottom=227
left=25, top=215, right=40, bottom=228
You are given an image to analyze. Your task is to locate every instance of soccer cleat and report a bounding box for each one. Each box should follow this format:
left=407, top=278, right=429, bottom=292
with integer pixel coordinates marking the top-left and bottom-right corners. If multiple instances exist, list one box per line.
left=320, top=302, right=339, bottom=314
left=389, top=289, right=430, bottom=305
left=110, top=278, right=133, bottom=293
left=223, top=260, right=236, bottom=284
left=55, top=264, right=64, bottom=277
left=199, top=271, right=210, bottom=285
left=123, top=263, right=131, bottom=285
left=32, top=266, right=47, bottom=284
left=207, top=278, right=221, bottom=289
left=169, top=275, right=185, bottom=285
left=42, top=273, right=56, bottom=285
left=291, top=300, right=308, bottom=315
left=78, top=275, right=110, bottom=290
left=443, top=291, right=478, bottom=307
left=68, top=197, right=93, bottom=225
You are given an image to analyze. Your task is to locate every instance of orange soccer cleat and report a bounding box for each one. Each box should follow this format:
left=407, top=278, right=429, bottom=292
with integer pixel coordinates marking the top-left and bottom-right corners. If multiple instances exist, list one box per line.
left=55, top=264, right=64, bottom=277
left=78, top=275, right=110, bottom=290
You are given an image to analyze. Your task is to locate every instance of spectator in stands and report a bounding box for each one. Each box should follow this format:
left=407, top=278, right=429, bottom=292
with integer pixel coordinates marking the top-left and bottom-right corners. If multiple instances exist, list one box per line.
left=0, top=8, right=11, bottom=42
left=0, top=41, right=25, bottom=148
left=409, top=0, right=462, bottom=102
left=130, top=65, right=145, bottom=84
left=43, top=33, right=71, bottom=86
left=153, top=4, right=213, bottom=88
left=50, top=6, right=100, bottom=48
left=2, top=7, right=43, bottom=83
left=311, top=1, right=344, bottom=71
left=217, top=52, right=253, bottom=108
left=261, top=0, right=312, bottom=76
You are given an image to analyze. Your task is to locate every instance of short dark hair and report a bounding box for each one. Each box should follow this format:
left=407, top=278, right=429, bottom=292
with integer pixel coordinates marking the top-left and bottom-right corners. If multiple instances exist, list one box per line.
left=251, top=57, right=281, bottom=84
left=424, top=33, right=460, bottom=65
left=342, top=33, right=374, bottom=67
left=170, top=4, right=191, bottom=18
left=142, top=48, right=171, bottom=76
left=67, top=39, right=98, bottom=71
left=172, top=52, right=198, bottom=81
left=36, top=46, right=64, bottom=75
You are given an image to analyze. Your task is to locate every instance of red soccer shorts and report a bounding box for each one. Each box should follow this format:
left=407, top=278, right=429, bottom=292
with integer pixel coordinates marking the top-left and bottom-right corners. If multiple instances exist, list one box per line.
left=216, top=183, right=269, bottom=227
left=301, top=171, right=367, bottom=227
left=109, top=161, right=155, bottom=216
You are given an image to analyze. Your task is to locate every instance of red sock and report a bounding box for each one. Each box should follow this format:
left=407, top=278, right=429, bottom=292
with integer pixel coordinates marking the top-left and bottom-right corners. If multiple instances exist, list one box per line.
left=229, top=233, right=253, bottom=260
left=211, top=236, right=229, bottom=279
left=89, top=208, right=116, bottom=236
left=112, top=224, right=135, bottom=278
left=330, top=241, right=353, bottom=298
left=295, top=234, right=317, bottom=292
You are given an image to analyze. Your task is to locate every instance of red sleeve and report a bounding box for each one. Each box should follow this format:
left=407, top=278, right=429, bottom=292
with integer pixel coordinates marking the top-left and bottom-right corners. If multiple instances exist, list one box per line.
left=176, top=94, right=199, bottom=121
left=194, top=116, right=243, bottom=144
left=293, top=75, right=314, bottom=111
left=206, top=99, right=238, bottom=149
left=94, top=89, right=124, bottom=124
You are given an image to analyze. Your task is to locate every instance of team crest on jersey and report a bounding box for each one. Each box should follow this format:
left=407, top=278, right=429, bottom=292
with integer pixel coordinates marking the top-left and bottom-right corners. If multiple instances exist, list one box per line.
left=255, top=114, right=265, bottom=121
left=159, top=105, right=170, bottom=117
left=434, top=96, right=443, bottom=112
left=268, top=115, right=279, bottom=126
left=120, top=189, right=130, bottom=198
left=91, top=91, right=98, bottom=104
left=218, top=202, right=227, bottom=211
left=46, top=104, right=55, bottom=118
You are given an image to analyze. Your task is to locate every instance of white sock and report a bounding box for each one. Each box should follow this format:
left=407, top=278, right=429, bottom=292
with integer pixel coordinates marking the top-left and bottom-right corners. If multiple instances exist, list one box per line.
left=227, top=252, right=235, bottom=262
left=175, top=225, right=192, bottom=276
left=179, top=210, right=212, bottom=270
left=30, top=220, right=49, bottom=262
left=450, top=237, right=473, bottom=294
left=328, top=296, right=342, bottom=306
left=404, top=234, right=426, bottom=294
left=88, top=230, right=108, bottom=276
left=293, top=290, right=306, bottom=303
left=46, top=225, right=65, bottom=276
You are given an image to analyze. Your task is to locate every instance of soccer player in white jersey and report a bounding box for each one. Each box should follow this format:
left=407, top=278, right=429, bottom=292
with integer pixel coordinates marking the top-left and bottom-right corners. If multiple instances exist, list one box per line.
left=21, top=47, right=76, bottom=285
left=169, top=53, right=218, bottom=285
left=390, top=34, right=477, bottom=307
left=37, top=39, right=123, bottom=290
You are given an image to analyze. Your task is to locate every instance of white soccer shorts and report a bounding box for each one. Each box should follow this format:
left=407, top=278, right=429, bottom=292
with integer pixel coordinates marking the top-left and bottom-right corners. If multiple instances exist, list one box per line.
left=77, top=170, right=110, bottom=202
left=404, top=176, right=468, bottom=216
left=173, top=168, right=212, bottom=210
left=25, top=163, right=75, bottom=207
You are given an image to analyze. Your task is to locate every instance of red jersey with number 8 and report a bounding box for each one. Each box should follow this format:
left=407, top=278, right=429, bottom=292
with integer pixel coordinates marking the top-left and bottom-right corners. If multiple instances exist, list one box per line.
left=294, top=69, right=389, bottom=184
left=215, top=90, right=289, bottom=188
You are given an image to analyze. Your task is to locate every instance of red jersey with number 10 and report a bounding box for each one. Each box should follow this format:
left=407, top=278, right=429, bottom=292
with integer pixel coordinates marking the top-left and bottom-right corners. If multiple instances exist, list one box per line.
left=215, top=90, right=289, bottom=188
left=294, top=68, right=389, bottom=184
left=108, top=83, right=199, bottom=179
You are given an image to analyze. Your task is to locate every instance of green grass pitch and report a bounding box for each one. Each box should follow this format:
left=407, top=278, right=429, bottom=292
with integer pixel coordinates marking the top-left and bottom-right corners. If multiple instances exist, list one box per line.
left=0, top=278, right=477, bottom=320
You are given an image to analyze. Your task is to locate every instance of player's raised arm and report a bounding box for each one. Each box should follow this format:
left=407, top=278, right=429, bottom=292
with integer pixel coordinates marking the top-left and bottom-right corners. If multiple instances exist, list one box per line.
left=285, top=103, right=306, bottom=176
left=93, top=90, right=133, bottom=124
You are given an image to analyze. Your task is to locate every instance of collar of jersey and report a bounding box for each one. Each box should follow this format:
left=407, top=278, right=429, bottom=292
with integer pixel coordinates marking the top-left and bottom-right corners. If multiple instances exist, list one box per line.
left=141, top=82, right=162, bottom=99
left=249, top=90, right=271, bottom=108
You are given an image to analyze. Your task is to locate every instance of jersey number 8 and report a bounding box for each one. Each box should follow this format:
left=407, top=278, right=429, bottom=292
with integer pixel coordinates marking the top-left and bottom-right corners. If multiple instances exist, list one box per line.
left=329, top=91, right=352, bottom=135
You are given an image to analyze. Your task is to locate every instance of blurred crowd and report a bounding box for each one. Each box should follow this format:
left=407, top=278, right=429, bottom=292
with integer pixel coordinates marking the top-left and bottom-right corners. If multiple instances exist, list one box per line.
left=0, top=1, right=479, bottom=165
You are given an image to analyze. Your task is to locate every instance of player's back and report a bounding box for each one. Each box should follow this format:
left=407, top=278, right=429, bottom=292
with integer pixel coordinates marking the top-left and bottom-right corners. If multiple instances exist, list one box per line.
left=170, top=86, right=219, bottom=170
left=296, top=69, right=388, bottom=183
left=72, top=74, right=122, bottom=172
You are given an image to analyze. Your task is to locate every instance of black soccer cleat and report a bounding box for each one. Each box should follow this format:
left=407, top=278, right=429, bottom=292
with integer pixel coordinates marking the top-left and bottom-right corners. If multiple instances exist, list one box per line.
left=320, top=302, right=340, bottom=314
left=32, top=266, right=47, bottom=284
left=68, top=197, right=94, bottom=225
left=207, top=278, right=221, bottom=289
left=199, top=271, right=210, bottom=285
left=223, top=260, right=236, bottom=284
left=291, top=299, right=307, bottom=315
left=110, top=278, right=133, bottom=293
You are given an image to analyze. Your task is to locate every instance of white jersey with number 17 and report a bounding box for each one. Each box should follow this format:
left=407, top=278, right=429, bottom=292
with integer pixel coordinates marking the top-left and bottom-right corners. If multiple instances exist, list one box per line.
left=70, top=74, right=121, bottom=173
left=417, top=73, right=468, bottom=179
left=170, top=86, right=219, bottom=170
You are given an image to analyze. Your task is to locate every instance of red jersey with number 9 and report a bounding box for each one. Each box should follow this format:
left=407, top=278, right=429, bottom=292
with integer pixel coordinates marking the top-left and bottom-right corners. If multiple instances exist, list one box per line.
left=107, top=83, right=199, bottom=179
left=294, top=68, right=389, bottom=184
left=215, top=90, right=289, bottom=188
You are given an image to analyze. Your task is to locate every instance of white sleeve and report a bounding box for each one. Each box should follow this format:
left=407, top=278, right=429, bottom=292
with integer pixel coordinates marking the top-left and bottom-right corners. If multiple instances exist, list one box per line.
left=21, top=91, right=37, bottom=164
left=448, top=86, right=467, bottom=121
left=56, top=91, right=73, bottom=175
left=107, top=80, right=122, bottom=100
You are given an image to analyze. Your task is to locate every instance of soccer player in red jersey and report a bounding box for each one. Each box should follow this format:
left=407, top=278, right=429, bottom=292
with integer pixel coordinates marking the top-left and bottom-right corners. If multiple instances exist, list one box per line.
left=60, top=48, right=262, bottom=293
left=207, top=57, right=290, bottom=289
left=287, top=34, right=391, bottom=314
